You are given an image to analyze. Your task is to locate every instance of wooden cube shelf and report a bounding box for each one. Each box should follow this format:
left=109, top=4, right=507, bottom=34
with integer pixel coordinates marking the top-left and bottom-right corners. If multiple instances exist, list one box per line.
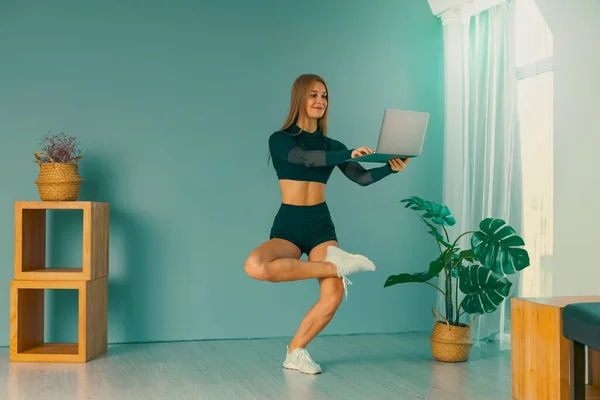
left=9, top=277, right=108, bottom=363
left=14, top=201, right=109, bottom=281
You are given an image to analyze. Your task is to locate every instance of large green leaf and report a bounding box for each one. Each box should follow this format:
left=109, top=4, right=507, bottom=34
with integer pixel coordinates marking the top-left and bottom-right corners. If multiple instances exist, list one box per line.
left=420, top=217, right=451, bottom=248
left=453, top=264, right=466, bottom=278
left=458, top=265, right=512, bottom=315
left=428, top=253, right=446, bottom=276
left=384, top=271, right=435, bottom=287
left=401, top=196, right=456, bottom=226
left=471, top=218, right=530, bottom=275
left=459, top=249, right=476, bottom=262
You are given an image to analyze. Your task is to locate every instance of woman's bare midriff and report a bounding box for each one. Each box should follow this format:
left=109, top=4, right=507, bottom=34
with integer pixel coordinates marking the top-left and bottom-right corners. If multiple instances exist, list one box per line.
left=279, top=180, right=326, bottom=205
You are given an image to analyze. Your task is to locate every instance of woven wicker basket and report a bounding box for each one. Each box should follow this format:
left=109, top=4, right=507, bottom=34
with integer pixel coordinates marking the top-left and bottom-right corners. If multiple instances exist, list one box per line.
left=34, top=152, right=83, bottom=201
left=430, top=308, right=475, bottom=363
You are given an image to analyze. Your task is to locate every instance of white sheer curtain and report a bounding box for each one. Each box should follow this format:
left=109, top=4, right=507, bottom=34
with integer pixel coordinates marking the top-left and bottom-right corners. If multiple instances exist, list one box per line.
left=513, top=0, right=554, bottom=300
left=439, top=0, right=522, bottom=350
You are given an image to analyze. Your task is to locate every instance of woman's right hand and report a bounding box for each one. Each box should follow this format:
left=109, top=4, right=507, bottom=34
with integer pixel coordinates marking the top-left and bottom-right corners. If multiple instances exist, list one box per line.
left=351, top=147, right=375, bottom=158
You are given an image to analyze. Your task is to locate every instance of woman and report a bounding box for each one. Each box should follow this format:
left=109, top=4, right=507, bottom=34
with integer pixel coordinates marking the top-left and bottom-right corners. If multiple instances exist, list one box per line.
left=244, top=74, right=409, bottom=374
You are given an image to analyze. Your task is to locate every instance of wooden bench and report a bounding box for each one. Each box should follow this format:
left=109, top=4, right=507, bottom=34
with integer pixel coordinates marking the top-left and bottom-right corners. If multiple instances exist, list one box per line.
left=562, top=302, right=600, bottom=400
left=511, top=296, right=600, bottom=399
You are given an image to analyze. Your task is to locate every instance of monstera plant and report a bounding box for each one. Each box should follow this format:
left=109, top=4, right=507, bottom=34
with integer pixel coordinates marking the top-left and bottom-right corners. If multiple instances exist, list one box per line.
left=384, top=196, right=530, bottom=362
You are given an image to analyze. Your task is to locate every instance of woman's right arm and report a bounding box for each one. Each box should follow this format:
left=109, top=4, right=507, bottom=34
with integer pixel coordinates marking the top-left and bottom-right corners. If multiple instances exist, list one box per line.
left=269, top=131, right=354, bottom=167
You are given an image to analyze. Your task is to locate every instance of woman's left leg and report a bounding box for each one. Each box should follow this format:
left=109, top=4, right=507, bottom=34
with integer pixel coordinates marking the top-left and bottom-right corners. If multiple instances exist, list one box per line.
left=283, top=240, right=345, bottom=374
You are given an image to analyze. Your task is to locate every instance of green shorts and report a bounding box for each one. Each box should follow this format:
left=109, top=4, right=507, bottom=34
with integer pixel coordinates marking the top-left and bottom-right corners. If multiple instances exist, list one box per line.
left=270, top=202, right=338, bottom=255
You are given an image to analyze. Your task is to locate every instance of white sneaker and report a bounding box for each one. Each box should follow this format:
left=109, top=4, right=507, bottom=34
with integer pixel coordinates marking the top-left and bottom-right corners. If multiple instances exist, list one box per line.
left=325, top=246, right=376, bottom=299
left=325, top=246, right=376, bottom=277
left=283, top=347, right=322, bottom=374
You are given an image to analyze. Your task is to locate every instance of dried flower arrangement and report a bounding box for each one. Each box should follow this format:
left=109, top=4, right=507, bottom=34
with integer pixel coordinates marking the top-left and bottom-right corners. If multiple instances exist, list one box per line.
left=34, top=131, right=84, bottom=164
left=33, top=130, right=85, bottom=201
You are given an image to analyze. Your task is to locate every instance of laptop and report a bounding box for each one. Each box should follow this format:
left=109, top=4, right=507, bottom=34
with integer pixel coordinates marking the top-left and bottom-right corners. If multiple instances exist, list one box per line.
left=348, top=109, right=430, bottom=163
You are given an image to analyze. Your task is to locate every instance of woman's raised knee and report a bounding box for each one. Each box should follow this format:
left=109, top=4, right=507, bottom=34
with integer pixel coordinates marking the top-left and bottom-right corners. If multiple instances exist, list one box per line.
left=244, top=254, right=271, bottom=281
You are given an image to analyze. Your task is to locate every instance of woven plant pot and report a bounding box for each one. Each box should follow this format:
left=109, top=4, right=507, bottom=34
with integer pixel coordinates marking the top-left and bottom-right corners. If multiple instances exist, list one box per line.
left=430, top=308, right=475, bottom=363
left=34, top=152, right=83, bottom=201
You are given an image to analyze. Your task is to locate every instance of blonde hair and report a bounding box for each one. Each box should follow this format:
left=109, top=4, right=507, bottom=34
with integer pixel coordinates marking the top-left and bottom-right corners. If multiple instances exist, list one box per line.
left=280, top=73, right=329, bottom=136
left=267, top=74, right=330, bottom=163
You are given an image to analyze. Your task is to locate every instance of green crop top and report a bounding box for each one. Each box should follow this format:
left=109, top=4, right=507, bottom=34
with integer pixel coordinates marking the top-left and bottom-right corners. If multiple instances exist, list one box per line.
left=268, top=125, right=397, bottom=186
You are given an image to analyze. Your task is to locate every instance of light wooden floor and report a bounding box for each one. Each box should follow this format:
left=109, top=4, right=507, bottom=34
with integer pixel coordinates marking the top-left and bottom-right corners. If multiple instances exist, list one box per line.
left=0, top=332, right=511, bottom=400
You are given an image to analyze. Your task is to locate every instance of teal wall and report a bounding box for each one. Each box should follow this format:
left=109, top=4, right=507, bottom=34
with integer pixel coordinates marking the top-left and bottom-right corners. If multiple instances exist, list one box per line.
left=0, top=0, right=444, bottom=345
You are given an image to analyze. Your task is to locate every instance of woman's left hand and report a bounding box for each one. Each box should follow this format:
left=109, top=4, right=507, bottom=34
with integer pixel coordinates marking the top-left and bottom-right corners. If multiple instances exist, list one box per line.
left=389, top=157, right=410, bottom=172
